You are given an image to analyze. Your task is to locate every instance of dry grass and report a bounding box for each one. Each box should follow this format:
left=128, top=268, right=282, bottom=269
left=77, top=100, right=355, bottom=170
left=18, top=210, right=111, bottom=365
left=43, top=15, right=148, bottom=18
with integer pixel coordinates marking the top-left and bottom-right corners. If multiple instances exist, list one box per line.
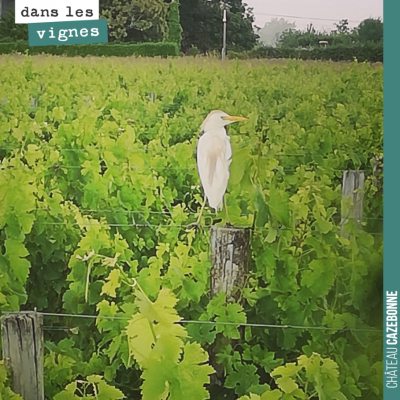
left=0, top=53, right=383, bottom=70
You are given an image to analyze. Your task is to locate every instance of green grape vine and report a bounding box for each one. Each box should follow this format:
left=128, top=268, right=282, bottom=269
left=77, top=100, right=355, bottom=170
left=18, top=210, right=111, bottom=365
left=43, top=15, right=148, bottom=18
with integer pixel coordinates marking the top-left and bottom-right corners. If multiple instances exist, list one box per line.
left=0, top=55, right=382, bottom=399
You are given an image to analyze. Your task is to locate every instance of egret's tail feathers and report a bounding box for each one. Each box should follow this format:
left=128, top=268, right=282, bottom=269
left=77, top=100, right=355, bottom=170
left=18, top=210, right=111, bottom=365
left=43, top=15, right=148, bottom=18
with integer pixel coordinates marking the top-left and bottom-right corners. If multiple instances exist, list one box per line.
left=207, top=196, right=223, bottom=213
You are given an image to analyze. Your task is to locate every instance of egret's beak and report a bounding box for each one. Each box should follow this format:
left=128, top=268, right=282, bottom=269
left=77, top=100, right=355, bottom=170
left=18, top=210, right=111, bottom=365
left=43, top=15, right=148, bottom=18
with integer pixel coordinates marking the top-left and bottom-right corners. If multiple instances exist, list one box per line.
left=223, top=115, right=248, bottom=122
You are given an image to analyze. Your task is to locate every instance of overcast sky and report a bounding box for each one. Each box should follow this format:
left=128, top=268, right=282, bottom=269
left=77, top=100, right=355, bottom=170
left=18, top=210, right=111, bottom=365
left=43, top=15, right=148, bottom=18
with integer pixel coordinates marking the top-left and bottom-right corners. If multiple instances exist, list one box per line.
left=245, top=0, right=383, bottom=32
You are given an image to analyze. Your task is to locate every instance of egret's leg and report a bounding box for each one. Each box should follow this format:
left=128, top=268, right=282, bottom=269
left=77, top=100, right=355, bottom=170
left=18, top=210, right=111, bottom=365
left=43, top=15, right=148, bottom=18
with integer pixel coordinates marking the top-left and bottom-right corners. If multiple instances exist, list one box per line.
left=195, top=196, right=207, bottom=226
left=188, top=195, right=207, bottom=229
left=224, top=196, right=230, bottom=226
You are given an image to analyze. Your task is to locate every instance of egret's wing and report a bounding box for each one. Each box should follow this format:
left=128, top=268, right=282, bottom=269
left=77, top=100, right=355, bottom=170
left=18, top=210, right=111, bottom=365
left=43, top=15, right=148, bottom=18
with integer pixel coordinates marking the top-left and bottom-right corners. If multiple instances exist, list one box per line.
left=225, top=135, right=232, bottom=165
left=207, top=152, right=218, bottom=186
left=197, top=131, right=231, bottom=211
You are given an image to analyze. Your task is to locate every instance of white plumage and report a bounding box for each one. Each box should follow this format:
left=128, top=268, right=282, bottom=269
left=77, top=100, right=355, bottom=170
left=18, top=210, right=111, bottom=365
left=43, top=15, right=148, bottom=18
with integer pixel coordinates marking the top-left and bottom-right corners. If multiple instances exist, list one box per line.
left=194, top=110, right=247, bottom=224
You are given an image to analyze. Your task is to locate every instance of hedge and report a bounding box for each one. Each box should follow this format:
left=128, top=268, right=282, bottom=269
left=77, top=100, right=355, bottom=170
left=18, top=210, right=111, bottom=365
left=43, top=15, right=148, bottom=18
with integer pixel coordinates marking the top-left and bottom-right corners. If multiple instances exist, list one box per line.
left=0, top=40, right=382, bottom=62
left=228, top=42, right=383, bottom=63
left=166, top=0, right=182, bottom=47
left=0, top=41, right=179, bottom=57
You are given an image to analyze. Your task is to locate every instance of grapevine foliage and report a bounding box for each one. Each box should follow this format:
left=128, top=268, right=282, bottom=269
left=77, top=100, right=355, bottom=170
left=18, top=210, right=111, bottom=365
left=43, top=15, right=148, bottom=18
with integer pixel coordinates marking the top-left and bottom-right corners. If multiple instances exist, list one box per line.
left=0, top=361, right=23, bottom=399
left=0, top=55, right=382, bottom=399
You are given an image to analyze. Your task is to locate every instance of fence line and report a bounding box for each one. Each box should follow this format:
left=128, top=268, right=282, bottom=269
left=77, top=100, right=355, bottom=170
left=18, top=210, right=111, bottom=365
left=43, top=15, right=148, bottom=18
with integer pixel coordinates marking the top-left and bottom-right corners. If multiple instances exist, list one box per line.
left=16, top=221, right=383, bottom=234
left=0, top=310, right=382, bottom=333
left=0, top=204, right=385, bottom=222
left=0, top=145, right=382, bottom=159
left=28, top=207, right=383, bottom=220
left=44, top=165, right=376, bottom=173
left=1, top=164, right=377, bottom=173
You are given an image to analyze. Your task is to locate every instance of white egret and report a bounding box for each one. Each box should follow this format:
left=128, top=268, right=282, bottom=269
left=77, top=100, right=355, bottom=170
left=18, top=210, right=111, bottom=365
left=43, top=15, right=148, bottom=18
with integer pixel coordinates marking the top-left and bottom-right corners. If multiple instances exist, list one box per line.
left=193, top=110, right=248, bottom=227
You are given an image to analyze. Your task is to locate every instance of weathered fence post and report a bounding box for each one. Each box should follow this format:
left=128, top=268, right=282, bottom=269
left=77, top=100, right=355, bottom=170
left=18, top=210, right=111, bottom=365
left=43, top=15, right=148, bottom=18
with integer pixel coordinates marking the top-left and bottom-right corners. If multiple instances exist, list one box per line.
left=372, top=155, right=383, bottom=189
left=209, top=226, right=251, bottom=380
left=341, top=170, right=365, bottom=238
left=1, top=312, right=44, bottom=400
left=210, top=226, right=251, bottom=302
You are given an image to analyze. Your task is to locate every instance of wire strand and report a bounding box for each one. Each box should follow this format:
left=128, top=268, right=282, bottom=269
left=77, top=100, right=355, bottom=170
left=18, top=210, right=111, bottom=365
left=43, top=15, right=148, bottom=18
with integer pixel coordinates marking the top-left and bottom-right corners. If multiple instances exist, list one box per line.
left=255, top=13, right=362, bottom=23
left=1, top=310, right=382, bottom=334
left=30, top=207, right=383, bottom=221
left=1, top=164, right=375, bottom=173
left=26, top=221, right=383, bottom=235
left=0, top=146, right=383, bottom=159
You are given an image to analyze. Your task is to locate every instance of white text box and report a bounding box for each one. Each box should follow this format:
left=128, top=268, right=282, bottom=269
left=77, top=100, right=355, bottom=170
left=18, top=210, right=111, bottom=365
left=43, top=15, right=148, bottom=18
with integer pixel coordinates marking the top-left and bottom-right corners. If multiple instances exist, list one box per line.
left=15, top=0, right=99, bottom=24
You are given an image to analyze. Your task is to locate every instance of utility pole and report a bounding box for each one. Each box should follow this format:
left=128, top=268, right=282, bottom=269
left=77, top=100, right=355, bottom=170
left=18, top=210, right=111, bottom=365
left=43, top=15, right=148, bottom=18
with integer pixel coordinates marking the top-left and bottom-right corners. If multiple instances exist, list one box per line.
left=222, top=6, right=227, bottom=59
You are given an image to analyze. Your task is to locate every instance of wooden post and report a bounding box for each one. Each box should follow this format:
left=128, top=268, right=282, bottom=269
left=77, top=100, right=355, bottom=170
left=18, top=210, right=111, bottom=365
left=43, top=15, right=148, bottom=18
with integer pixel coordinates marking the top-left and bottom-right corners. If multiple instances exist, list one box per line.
left=372, top=155, right=383, bottom=189
left=372, top=157, right=379, bottom=188
left=341, top=170, right=365, bottom=238
left=209, top=226, right=251, bottom=381
left=210, top=226, right=251, bottom=302
left=30, top=97, right=38, bottom=109
left=1, top=312, right=44, bottom=400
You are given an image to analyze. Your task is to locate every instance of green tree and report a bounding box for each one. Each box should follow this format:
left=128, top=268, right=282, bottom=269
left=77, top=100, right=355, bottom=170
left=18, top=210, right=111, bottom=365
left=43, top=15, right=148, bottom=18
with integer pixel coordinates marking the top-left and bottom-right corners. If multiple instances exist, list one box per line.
left=357, top=17, right=383, bottom=43
left=333, top=19, right=350, bottom=34
left=277, top=19, right=361, bottom=49
left=166, top=0, right=183, bottom=47
left=226, top=1, right=259, bottom=52
left=179, top=0, right=220, bottom=53
left=277, top=29, right=300, bottom=48
left=179, top=0, right=258, bottom=53
left=100, top=0, right=169, bottom=42
left=0, top=10, right=28, bottom=41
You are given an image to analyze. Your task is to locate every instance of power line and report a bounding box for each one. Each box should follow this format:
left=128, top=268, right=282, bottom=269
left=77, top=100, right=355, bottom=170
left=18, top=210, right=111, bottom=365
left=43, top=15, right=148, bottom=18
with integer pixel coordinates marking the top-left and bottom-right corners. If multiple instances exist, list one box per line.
left=255, top=13, right=361, bottom=23
left=255, top=4, right=381, bottom=12
left=183, top=9, right=380, bottom=23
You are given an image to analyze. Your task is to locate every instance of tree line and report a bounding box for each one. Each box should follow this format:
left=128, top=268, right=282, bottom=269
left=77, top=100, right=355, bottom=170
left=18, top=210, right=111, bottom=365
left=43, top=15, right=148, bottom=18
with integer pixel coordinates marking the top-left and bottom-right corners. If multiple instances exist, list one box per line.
left=277, top=18, right=383, bottom=49
left=98, top=0, right=258, bottom=53
left=0, top=0, right=383, bottom=57
left=0, top=0, right=259, bottom=53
